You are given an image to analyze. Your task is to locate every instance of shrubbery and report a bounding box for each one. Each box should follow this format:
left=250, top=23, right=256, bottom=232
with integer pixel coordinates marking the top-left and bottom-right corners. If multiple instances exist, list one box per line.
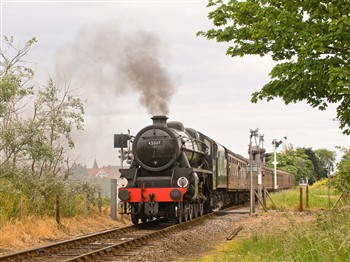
left=0, top=37, right=99, bottom=223
left=0, top=166, right=100, bottom=223
left=332, top=148, right=350, bottom=206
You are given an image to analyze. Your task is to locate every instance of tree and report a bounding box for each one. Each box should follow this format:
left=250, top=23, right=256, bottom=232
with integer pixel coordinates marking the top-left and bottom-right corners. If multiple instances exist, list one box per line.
left=334, top=147, right=350, bottom=198
left=303, top=147, right=336, bottom=181
left=0, top=37, right=36, bottom=168
left=0, top=36, right=88, bottom=219
left=0, top=37, right=84, bottom=178
left=265, top=146, right=315, bottom=183
left=198, top=0, right=350, bottom=134
left=29, top=79, right=84, bottom=178
left=314, top=148, right=336, bottom=177
left=303, top=148, right=322, bottom=179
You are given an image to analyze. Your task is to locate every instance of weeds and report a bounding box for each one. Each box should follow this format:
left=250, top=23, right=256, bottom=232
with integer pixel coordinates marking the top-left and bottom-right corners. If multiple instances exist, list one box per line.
left=198, top=186, right=349, bottom=262
left=199, top=208, right=350, bottom=262
left=266, top=185, right=340, bottom=211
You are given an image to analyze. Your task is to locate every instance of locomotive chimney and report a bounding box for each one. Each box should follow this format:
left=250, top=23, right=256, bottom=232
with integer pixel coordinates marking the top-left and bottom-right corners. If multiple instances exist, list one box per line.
left=151, top=115, right=168, bottom=126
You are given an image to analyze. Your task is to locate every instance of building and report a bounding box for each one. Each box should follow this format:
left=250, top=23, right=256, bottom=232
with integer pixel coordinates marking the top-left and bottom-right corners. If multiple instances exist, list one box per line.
left=70, top=159, right=122, bottom=197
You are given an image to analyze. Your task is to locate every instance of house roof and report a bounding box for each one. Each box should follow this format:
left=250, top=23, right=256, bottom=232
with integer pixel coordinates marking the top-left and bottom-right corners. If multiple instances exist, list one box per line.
left=86, top=165, right=121, bottom=179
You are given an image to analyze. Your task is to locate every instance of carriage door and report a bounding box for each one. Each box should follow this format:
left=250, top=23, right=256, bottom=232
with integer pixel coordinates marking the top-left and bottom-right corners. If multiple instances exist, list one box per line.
left=216, top=145, right=227, bottom=188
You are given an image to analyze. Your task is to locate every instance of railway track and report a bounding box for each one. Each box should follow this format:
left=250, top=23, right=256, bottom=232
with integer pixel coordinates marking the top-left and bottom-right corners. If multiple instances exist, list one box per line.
left=0, top=212, right=216, bottom=262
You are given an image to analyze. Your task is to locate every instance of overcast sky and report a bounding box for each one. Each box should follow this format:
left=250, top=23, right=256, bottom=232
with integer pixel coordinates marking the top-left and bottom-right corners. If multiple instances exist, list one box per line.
left=1, top=0, right=348, bottom=167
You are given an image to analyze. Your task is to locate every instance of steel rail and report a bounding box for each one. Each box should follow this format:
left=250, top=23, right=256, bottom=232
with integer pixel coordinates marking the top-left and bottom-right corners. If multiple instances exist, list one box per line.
left=0, top=205, right=246, bottom=262
left=63, top=212, right=215, bottom=262
left=0, top=220, right=159, bottom=261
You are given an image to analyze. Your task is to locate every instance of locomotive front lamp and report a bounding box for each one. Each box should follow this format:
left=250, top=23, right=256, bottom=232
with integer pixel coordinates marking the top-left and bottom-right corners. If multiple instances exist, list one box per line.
left=118, top=177, right=128, bottom=188
left=177, top=177, right=189, bottom=187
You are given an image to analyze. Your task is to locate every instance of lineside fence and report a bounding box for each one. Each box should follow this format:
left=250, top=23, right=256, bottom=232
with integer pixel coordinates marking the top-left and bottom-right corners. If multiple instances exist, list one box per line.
left=1, top=191, right=112, bottom=225
left=256, top=185, right=343, bottom=212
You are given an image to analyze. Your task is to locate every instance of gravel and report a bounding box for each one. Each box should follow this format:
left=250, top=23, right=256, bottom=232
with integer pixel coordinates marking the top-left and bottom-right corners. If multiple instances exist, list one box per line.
left=108, top=208, right=316, bottom=262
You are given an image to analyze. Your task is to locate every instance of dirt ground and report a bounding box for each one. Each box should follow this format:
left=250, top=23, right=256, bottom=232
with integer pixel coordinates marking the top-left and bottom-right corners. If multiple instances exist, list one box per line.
left=130, top=209, right=316, bottom=262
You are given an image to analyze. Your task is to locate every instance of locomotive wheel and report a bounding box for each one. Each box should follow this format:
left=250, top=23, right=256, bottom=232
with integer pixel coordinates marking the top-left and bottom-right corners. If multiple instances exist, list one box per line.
left=184, top=203, right=189, bottom=222
left=189, top=204, right=193, bottom=220
left=194, top=203, right=199, bottom=218
left=176, top=202, right=183, bottom=224
left=141, top=215, right=147, bottom=223
left=199, top=203, right=204, bottom=216
left=131, top=214, right=139, bottom=225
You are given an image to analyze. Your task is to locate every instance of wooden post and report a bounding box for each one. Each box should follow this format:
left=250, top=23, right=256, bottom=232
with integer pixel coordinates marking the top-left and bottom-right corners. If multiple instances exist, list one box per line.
left=84, top=192, right=88, bottom=217
left=262, top=186, right=267, bottom=208
left=55, top=194, right=60, bottom=224
left=265, top=188, right=277, bottom=209
left=252, top=190, right=256, bottom=214
left=18, top=195, right=22, bottom=221
left=227, top=226, right=243, bottom=241
left=332, top=193, right=344, bottom=210
left=98, top=191, right=102, bottom=216
left=327, top=160, right=331, bottom=208
left=255, top=191, right=267, bottom=212
left=299, top=187, right=303, bottom=212
left=306, top=184, right=309, bottom=209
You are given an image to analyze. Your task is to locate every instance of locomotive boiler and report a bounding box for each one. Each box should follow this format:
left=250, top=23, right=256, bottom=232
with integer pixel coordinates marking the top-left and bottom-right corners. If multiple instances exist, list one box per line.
left=117, top=116, right=295, bottom=224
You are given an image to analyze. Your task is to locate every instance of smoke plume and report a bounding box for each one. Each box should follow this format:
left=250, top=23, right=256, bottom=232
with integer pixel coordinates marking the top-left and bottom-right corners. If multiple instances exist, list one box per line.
left=55, top=21, right=175, bottom=115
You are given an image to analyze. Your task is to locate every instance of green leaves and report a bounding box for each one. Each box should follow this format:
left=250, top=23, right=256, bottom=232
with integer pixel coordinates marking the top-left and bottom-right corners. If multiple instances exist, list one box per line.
left=334, top=148, right=350, bottom=197
left=200, top=0, right=350, bottom=134
left=0, top=37, right=91, bottom=221
left=35, top=78, right=84, bottom=150
left=265, top=146, right=336, bottom=184
left=0, top=37, right=85, bottom=178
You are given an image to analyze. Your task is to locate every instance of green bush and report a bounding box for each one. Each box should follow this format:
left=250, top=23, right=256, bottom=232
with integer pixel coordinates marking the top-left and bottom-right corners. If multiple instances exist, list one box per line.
left=0, top=167, right=100, bottom=221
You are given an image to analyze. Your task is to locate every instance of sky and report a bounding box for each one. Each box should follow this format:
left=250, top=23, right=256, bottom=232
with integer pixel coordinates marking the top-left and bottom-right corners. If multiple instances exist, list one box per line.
left=1, top=0, right=349, bottom=168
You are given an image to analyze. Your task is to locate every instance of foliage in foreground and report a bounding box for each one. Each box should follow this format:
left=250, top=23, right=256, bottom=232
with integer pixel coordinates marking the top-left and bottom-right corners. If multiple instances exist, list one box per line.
left=0, top=168, right=100, bottom=223
left=199, top=208, right=350, bottom=262
left=0, top=37, right=95, bottom=223
left=265, top=145, right=336, bottom=185
left=334, top=147, right=350, bottom=198
left=199, top=0, right=350, bottom=135
left=199, top=185, right=348, bottom=261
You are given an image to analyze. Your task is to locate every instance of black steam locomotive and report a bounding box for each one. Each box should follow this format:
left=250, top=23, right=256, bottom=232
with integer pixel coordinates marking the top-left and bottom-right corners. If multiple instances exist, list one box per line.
left=117, top=116, right=295, bottom=224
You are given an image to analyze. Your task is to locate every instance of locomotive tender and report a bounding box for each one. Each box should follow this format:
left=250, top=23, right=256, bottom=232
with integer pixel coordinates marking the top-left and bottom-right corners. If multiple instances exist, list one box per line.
left=117, top=116, right=295, bottom=224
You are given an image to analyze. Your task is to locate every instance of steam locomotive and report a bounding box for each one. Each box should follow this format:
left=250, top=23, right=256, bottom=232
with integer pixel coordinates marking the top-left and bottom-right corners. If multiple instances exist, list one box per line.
left=117, top=116, right=295, bottom=224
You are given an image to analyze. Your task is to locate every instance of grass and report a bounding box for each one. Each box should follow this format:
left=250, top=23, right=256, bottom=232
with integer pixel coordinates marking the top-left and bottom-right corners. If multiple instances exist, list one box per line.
left=197, top=184, right=349, bottom=262
left=0, top=207, right=130, bottom=253
left=267, top=183, right=340, bottom=211
left=199, top=209, right=350, bottom=262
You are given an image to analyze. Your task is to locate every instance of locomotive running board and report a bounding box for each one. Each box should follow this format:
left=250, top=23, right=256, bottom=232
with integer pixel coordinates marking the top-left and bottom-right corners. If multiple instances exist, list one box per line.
left=214, top=210, right=250, bottom=215
left=192, top=168, right=212, bottom=174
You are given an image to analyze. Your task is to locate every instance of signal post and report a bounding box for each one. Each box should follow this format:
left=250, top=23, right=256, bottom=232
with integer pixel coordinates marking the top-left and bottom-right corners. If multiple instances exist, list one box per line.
left=111, top=133, right=130, bottom=220
left=248, top=129, right=268, bottom=215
